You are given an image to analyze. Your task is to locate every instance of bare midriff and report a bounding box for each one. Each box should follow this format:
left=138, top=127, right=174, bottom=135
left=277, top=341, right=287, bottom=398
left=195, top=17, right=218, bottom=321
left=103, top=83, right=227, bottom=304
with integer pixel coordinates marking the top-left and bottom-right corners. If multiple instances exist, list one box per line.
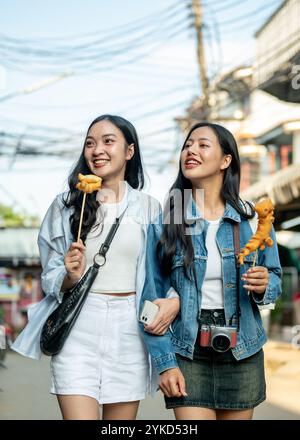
left=95, top=291, right=136, bottom=296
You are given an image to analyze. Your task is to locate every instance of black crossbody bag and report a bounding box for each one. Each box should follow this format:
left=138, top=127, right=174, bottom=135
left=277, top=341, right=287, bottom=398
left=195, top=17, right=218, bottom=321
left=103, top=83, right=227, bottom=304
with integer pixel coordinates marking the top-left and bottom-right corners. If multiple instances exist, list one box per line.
left=40, top=208, right=127, bottom=356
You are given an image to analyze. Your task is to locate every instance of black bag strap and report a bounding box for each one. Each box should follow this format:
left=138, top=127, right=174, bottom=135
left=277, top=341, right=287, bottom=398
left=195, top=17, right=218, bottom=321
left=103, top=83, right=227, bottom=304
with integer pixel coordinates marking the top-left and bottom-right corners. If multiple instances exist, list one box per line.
left=93, top=207, right=127, bottom=267
left=99, top=207, right=127, bottom=256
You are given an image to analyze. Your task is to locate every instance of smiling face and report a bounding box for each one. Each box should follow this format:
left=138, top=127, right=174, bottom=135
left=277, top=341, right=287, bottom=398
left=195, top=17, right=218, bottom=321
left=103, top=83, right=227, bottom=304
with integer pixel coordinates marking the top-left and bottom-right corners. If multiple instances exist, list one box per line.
left=84, top=119, right=134, bottom=182
left=181, top=126, right=232, bottom=183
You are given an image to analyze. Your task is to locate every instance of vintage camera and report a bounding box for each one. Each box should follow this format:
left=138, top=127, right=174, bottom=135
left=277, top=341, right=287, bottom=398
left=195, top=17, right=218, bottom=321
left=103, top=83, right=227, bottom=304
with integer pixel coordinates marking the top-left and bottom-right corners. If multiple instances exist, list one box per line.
left=200, top=324, right=237, bottom=352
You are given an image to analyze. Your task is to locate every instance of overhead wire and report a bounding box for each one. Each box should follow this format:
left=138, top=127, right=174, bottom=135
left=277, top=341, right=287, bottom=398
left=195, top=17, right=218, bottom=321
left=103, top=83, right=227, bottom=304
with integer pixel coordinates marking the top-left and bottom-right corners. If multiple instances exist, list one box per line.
left=0, top=0, right=184, bottom=43
left=0, top=24, right=190, bottom=75
left=0, top=0, right=286, bottom=172
left=213, top=0, right=282, bottom=26
left=0, top=3, right=189, bottom=74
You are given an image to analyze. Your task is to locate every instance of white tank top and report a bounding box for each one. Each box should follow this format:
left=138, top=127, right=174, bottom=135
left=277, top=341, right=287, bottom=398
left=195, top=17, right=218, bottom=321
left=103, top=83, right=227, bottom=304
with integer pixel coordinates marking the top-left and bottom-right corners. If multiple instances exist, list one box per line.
left=85, top=193, right=142, bottom=294
left=201, top=218, right=224, bottom=309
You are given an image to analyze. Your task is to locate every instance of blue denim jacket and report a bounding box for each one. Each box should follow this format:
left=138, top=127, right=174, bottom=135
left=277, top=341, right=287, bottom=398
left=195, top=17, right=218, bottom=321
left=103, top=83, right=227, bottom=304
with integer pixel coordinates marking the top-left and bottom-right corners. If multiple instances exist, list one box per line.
left=140, top=200, right=282, bottom=375
left=12, top=183, right=163, bottom=395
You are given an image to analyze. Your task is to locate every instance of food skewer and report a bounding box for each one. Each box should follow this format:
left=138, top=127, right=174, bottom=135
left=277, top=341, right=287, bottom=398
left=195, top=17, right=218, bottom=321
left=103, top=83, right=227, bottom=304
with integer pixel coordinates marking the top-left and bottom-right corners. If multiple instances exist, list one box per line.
left=237, top=198, right=275, bottom=295
left=77, top=192, right=87, bottom=243
left=76, top=173, right=102, bottom=242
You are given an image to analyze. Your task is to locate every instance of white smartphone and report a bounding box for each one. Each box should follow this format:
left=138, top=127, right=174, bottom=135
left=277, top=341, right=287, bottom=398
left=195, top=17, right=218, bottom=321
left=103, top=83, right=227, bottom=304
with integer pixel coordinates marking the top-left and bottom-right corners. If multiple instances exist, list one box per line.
left=139, top=300, right=159, bottom=325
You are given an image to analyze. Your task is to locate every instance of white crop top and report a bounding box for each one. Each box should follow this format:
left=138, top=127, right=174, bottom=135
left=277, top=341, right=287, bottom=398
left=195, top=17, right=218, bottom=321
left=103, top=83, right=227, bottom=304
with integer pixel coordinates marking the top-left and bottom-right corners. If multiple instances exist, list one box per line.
left=85, top=190, right=141, bottom=294
left=201, top=218, right=224, bottom=309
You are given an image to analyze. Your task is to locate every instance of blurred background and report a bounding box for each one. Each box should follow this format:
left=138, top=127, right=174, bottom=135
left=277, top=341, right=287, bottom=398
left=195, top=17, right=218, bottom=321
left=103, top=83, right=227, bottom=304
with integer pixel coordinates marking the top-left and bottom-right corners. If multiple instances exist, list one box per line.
left=0, top=0, right=300, bottom=419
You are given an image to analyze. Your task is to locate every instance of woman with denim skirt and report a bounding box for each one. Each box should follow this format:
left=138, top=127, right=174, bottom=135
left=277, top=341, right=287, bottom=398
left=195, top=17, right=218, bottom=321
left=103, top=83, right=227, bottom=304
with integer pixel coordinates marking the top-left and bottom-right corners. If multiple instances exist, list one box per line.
left=12, top=115, right=180, bottom=420
left=140, top=122, right=282, bottom=420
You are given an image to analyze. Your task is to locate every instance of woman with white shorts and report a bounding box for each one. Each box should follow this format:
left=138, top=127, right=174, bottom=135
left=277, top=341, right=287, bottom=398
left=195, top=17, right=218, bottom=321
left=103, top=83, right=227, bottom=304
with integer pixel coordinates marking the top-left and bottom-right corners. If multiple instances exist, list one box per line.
left=12, top=114, right=180, bottom=420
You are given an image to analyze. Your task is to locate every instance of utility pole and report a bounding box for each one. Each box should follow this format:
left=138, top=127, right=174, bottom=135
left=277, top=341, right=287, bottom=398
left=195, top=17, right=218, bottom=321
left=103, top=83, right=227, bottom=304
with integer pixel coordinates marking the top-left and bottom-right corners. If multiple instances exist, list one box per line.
left=191, top=0, right=210, bottom=119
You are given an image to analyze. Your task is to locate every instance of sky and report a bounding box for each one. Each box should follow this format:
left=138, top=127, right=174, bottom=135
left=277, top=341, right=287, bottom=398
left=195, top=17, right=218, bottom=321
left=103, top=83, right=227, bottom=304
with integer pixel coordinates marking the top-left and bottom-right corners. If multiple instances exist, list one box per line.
left=0, top=0, right=284, bottom=219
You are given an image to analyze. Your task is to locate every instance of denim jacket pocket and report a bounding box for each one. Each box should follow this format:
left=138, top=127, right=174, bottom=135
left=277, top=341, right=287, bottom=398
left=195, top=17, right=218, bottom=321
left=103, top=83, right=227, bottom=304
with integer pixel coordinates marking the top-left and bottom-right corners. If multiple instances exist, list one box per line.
left=243, top=255, right=256, bottom=263
left=239, top=256, right=256, bottom=284
left=241, top=255, right=256, bottom=270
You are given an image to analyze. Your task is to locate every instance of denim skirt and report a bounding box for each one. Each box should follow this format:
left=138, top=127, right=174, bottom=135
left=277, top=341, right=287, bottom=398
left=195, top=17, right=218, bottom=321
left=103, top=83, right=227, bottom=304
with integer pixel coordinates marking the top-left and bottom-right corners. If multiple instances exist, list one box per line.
left=165, top=309, right=266, bottom=410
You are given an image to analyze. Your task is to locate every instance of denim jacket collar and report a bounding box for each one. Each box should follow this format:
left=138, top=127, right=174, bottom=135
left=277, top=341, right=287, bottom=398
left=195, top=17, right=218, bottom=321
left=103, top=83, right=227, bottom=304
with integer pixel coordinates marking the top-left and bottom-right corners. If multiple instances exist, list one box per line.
left=186, top=195, right=241, bottom=223
left=223, top=202, right=241, bottom=223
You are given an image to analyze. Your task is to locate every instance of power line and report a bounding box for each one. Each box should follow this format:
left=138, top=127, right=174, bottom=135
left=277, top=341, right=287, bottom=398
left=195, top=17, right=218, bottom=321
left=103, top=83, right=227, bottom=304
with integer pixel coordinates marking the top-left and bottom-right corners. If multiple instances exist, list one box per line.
left=0, top=98, right=190, bottom=153
left=0, top=23, right=190, bottom=75
left=131, top=99, right=191, bottom=122
left=203, top=25, right=219, bottom=78
left=3, top=82, right=195, bottom=111
left=208, top=0, right=249, bottom=13
left=0, top=90, right=193, bottom=159
left=1, top=0, right=184, bottom=43
left=213, top=0, right=282, bottom=26
left=141, top=126, right=177, bottom=138
left=0, top=4, right=189, bottom=73
left=202, top=0, right=245, bottom=4
left=202, top=5, right=223, bottom=76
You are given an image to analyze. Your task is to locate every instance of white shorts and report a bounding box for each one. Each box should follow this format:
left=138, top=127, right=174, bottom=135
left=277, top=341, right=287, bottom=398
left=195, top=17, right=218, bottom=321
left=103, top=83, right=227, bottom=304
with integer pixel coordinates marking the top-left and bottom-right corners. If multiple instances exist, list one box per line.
left=50, top=292, right=150, bottom=404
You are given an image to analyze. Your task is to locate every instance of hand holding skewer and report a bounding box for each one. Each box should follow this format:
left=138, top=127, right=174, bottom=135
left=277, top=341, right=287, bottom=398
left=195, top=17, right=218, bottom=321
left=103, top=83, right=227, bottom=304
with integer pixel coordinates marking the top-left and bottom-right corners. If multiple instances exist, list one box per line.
left=76, top=173, right=102, bottom=242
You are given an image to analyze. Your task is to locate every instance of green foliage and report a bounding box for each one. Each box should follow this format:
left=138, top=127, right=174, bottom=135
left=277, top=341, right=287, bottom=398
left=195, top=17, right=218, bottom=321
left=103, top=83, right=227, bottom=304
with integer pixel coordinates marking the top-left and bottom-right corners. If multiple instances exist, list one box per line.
left=270, top=296, right=283, bottom=324
left=0, top=204, right=39, bottom=227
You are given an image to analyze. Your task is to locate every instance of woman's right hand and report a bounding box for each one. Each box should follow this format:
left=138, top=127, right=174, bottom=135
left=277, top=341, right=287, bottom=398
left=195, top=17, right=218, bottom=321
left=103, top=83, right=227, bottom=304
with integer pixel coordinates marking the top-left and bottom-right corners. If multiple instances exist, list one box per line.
left=144, top=297, right=180, bottom=335
left=64, top=240, right=86, bottom=286
left=159, top=367, right=187, bottom=398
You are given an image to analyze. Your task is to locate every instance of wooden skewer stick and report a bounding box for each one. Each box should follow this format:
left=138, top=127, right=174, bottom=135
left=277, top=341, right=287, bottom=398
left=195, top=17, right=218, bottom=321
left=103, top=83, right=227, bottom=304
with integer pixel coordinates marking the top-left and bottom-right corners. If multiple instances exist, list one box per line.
left=77, top=192, right=87, bottom=243
left=247, top=249, right=258, bottom=296
left=252, top=249, right=258, bottom=267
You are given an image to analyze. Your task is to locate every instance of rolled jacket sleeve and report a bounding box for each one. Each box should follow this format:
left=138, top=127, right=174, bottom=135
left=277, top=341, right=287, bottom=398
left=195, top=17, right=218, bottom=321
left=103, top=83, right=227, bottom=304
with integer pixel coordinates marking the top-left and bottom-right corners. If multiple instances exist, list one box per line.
left=252, top=225, right=282, bottom=306
left=38, top=196, right=69, bottom=304
left=166, top=287, right=180, bottom=299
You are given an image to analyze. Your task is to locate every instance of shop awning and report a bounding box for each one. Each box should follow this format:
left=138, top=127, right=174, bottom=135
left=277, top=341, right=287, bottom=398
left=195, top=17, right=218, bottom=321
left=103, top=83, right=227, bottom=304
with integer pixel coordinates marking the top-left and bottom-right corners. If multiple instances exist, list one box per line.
left=241, top=163, right=300, bottom=205
left=276, top=231, right=300, bottom=249
left=0, top=228, right=40, bottom=265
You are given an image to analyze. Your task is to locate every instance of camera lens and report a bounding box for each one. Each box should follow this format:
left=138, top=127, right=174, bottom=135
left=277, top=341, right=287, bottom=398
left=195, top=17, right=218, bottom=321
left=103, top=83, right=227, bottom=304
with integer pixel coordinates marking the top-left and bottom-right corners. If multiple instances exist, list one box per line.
left=211, top=333, right=231, bottom=352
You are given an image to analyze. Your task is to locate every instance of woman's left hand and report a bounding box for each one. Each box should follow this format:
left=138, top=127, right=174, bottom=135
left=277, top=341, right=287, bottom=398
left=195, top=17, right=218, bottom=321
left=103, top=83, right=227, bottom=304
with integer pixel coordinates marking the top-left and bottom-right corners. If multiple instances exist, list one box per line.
left=144, top=297, right=180, bottom=336
left=242, top=266, right=269, bottom=295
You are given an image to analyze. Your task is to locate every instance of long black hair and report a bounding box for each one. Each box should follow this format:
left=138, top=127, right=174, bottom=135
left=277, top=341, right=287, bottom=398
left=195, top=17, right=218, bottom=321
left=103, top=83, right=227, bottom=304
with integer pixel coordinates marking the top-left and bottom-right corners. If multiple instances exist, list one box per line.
left=158, top=122, right=255, bottom=276
left=63, top=114, right=144, bottom=242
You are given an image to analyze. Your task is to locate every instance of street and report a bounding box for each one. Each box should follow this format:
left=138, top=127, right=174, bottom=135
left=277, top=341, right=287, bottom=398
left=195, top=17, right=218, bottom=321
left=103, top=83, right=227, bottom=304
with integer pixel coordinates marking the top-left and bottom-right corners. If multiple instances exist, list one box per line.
left=1, top=0, right=300, bottom=425
left=1, top=350, right=299, bottom=420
